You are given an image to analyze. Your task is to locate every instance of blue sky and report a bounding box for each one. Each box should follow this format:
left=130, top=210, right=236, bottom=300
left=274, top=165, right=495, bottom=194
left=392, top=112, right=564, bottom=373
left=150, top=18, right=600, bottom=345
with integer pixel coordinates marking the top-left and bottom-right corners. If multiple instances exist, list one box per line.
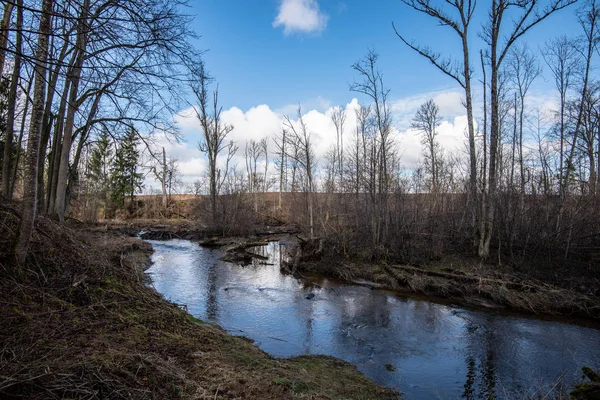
left=146, top=0, right=587, bottom=191
left=188, top=0, right=582, bottom=112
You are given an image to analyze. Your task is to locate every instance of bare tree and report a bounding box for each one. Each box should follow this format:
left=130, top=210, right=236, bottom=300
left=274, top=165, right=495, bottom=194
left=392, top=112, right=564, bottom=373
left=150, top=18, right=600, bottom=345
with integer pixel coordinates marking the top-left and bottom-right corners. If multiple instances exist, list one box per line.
left=0, top=1, right=14, bottom=75
left=1, top=0, right=22, bottom=197
left=53, top=0, right=91, bottom=223
left=563, top=1, right=599, bottom=195
left=274, top=128, right=287, bottom=209
left=507, top=44, right=542, bottom=193
left=245, top=139, right=261, bottom=212
left=394, top=0, right=479, bottom=234
left=13, top=0, right=53, bottom=263
left=283, top=106, right=316, bottom=238
left=412, top=99, right=442, bottom=194
left=191, top=63, right=235, bottom=221
left=261, top=138, right=269, bottom=193
left=148, top=147, right=175, bottom=208
left=479, top=0, right=576, bottom=258
left=331, top=106, right=346, bottom=191
left=350, top=104, right=371, bottom=198
left=578, top=82, right=599, bottom=194
left=350, top=50, right=394, bottom=246
left=542, top=36, right=580, bottom=194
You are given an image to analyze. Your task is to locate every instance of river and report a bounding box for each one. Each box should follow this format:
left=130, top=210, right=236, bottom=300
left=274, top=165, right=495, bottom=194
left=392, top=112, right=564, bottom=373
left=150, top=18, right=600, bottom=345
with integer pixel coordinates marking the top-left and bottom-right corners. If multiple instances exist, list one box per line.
left=145, top=238, right=600, bottom=399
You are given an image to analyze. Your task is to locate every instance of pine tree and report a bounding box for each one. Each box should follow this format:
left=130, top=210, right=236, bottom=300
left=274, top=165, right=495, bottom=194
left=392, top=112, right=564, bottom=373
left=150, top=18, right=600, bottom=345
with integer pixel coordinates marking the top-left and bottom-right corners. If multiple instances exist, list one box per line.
left=86, top=129, right=112, bottom=216
left=87, top=130, right=112, bottom=194
left=110, top=127, right=143, bottom=208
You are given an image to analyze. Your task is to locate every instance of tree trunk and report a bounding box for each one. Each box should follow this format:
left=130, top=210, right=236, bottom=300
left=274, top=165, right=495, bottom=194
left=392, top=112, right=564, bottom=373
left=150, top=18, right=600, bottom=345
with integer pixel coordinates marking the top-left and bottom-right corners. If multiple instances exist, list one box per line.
left=564, top=5, right=596, bottom=196
left=37, top=35, right=68, bottom=213
left=54, top=0, right=90, bottom=222
left=13, top=0, right=53, bottom=263
left=10, top=72, right=32, bottom=198
left=479, top=1, right=501, bottom=259
left=1, top=0, right=22, bottom=198
left=161, top=147, right=167, bottom=207
left=0, top=2, right=14, bottom=75
left=47, top=77, right=70, bottom=213
left=462, top=33, right=479, bottom=243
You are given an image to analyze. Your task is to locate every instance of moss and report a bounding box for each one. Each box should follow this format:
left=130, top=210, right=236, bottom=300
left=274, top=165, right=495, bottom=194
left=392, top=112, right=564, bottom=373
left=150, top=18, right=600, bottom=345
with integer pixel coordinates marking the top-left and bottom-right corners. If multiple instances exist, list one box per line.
left=246, top=241, right=270, bottom=247
left=273, top=377, right=311, bottom=394
left=571, top=367, right=600, bottom=400
left=185, top=314, right=205, bottom=325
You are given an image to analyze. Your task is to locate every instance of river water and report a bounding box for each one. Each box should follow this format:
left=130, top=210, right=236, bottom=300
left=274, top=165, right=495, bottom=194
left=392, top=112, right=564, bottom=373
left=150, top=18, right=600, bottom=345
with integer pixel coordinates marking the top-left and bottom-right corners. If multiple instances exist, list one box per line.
left=145, top=239, right=600, bottom=399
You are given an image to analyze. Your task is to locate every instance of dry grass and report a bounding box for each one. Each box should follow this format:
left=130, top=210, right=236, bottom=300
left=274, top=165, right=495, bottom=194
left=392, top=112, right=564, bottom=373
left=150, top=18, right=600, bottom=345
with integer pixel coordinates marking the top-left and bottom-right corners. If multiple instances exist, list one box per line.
left=297, top=255, right=600, bottom=321
left=0, top=201, right=398, bottom=400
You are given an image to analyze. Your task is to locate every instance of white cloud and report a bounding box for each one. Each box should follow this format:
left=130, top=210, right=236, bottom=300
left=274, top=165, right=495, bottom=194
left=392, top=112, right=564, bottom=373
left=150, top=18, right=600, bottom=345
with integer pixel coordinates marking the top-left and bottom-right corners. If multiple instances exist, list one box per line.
left=156, top=89, right=480, bottom=191
left=273, top=0, right=328, bottom=35
left=391, top=88, right=466, bottom=131
left=222, top=104, right=282, bottom=146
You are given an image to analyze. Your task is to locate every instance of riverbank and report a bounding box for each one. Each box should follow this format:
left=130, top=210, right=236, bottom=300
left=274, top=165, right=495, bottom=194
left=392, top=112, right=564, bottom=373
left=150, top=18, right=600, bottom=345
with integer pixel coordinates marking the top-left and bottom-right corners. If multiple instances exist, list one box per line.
left=294, top=251, right=600, bottom=323
left=185, top=231, right=600, bottom=322
left=0, top=206, right=398, bottom=399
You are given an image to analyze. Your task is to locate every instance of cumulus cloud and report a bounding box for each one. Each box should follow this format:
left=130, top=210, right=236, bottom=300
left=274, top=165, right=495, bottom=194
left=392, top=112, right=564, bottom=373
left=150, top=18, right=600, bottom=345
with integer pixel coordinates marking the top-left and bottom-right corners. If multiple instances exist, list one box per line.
left=392, top=88, right=467, bottom=131
left=152, top=89, right=478, bottom=191
left=273, top=0, right=328, bottom=35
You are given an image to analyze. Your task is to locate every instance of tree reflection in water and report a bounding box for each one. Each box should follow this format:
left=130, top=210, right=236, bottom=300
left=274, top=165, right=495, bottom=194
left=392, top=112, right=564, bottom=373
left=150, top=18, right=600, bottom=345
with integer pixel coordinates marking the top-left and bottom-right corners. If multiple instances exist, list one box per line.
left=146, top=239, right=600, bottom=400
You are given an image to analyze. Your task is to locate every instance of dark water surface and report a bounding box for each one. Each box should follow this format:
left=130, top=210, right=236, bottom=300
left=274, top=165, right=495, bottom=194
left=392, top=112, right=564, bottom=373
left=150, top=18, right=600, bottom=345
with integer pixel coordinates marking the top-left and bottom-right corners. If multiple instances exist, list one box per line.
left=146, top=239, right=600, bottom=399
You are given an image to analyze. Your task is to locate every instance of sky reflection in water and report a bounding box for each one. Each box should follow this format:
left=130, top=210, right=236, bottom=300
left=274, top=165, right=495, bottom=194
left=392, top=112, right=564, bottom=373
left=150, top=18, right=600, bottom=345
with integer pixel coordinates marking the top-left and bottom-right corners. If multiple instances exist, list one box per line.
left=146, top=239, right=600, bottom=400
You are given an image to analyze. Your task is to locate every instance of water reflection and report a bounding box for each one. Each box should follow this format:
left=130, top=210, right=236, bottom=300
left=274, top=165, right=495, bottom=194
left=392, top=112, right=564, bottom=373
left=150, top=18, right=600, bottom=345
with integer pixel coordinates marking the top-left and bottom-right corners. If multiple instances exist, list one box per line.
left=146, top=239, right=600, bottom=399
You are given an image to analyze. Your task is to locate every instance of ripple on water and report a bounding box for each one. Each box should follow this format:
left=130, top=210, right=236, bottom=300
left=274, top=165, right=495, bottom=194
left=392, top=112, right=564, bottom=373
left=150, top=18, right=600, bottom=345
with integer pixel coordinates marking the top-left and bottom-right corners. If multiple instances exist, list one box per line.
left=145, top=239, right=600, bottom=400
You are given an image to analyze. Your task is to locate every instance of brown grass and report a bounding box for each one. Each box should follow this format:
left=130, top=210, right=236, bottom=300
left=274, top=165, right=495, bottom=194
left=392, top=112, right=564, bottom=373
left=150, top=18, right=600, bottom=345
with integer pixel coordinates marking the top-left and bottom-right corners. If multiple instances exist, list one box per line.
left=0, top=201, right=398, bottom=399
left=297, top=255, right=600, bottom=321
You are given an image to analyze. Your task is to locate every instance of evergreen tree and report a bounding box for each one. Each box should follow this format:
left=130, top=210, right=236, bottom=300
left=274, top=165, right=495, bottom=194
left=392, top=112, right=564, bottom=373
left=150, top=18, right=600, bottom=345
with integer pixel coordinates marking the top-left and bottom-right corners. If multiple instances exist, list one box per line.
left=86, top=129, right=112, bottom=199
left=110, top=127, right=143, bottom=207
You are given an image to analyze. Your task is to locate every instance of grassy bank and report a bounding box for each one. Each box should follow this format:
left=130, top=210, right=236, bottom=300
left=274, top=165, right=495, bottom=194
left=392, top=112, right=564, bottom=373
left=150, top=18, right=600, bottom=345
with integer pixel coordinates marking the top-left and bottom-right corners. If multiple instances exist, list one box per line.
left=176, top=231, right=600, bottom=321
left=82, top=220, right=600, bottom=321
left=0, top=203, right=398, bottom=399
left=295, top=254, right=600, bottom=322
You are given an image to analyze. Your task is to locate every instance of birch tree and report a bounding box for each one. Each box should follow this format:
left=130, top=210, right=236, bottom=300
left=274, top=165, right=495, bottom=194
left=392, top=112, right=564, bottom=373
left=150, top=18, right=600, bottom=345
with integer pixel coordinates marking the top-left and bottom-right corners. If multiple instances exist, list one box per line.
left=13, top=0, right=53, bottom=263
left=480, top=0, right=576, bottom=258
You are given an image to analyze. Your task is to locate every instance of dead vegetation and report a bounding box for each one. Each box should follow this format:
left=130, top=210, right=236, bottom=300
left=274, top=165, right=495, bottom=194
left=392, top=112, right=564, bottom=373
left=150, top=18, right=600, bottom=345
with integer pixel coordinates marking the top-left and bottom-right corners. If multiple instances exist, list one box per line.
left=0, top=201, right=398, bottom=399
left=297, top=254, right=600, bottom=321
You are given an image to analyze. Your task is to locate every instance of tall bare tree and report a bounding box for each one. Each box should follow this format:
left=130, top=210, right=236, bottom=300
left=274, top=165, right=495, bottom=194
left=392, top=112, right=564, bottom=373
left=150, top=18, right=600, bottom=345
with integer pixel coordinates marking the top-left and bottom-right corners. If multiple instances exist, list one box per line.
left=283, top=106, right=316, bottom=238
left=412, top=99, right=442, bottom=194
left=507, top=44, right=542, bottom=193
left=563, top=0, right=599, bottom=195
left=191, top=63, right=235, bottom=221
left=479, top=0, right=576, bottom=258
left=0, top=1, right=14, bottom=75
left=350, top=50, right=394, bottom=246
left=13, top=0, right=54, bottom=263
left=274, top=128, right=287, bottom=209
left=543, top=36, right=580, bottom=194
left=1, top=0, right=22, bottom=198
left=331, top=106, right=346, bottom=191
left=245, top=139, right=262, bottom=212
left=53, top=0, right=91, bottom=223
left=395, top=0, right=479, bottom=235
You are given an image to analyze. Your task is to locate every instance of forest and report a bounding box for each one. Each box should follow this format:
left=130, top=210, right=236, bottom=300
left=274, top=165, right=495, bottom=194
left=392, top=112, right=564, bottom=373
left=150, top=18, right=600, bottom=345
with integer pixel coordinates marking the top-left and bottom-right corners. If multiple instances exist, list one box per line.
left=1, top=0, right=600, bottom=399
left=1, top=0, right=599, bottom=269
